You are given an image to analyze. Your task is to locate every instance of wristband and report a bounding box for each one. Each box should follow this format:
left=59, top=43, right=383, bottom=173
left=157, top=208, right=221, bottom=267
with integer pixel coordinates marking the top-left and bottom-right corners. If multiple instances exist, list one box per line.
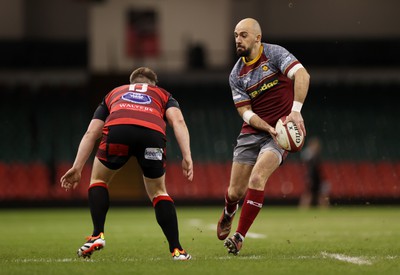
left=242, top=110, right=256, bottom=124
left=291, top=101, right=303, bottom=112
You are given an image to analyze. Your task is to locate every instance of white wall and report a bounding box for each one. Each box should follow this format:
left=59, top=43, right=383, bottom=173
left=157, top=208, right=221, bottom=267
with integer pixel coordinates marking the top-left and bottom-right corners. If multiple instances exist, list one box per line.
left=0, top=0, right=24, bottom=38
left=1, top=0, right=399, bottom=73
left=233, top=0, right=400, bottom=39
left=24, top=0, right=89, bottom=39
left=90, top=0, right=400, bottom=72
left=89, top=0, right=231, bottom=73
left=0, top=0, right=89, bottom=40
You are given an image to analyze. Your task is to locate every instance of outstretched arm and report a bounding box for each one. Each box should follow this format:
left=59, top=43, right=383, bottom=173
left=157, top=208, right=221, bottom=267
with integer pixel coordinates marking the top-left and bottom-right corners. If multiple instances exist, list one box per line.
left=60, top=119, right=104, bottom=190
left=166, top=107, right=193, bottom=181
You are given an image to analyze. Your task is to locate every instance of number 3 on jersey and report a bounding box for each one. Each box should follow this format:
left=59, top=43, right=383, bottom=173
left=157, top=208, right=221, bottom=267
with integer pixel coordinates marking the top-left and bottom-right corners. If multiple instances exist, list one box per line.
left=129, top=83, right=148, bottom=93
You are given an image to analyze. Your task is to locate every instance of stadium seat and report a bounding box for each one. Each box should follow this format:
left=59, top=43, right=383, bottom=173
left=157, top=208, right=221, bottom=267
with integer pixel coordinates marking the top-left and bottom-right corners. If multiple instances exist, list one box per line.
left=375, top=162, right=400, bottom=198
left=265, top=162, right=305, bottom=199
left=0, top=163, right=50, bottom=200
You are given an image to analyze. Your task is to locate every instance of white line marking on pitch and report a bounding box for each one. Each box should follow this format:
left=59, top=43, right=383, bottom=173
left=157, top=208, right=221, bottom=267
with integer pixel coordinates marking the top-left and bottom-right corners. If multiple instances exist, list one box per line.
left=245, top=232, right=266, bottom=239
left=8, top=258, right=79, bottom=263
left=6, top=255, right=397, bottom=263
left=206, top=224, right=266, bottom=239
left=7, top=258, right=163, bottom=263
left=321, top=251, right=373, bottom=265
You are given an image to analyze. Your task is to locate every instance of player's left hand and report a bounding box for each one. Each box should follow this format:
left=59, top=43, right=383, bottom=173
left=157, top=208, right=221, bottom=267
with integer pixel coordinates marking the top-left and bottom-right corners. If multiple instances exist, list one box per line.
left=284, top=111, right=307, bottom=137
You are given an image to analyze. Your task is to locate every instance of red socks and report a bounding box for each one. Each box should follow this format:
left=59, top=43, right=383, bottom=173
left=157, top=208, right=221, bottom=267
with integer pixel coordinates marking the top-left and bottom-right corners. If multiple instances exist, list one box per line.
left=237, top=188, right=264, bottom=237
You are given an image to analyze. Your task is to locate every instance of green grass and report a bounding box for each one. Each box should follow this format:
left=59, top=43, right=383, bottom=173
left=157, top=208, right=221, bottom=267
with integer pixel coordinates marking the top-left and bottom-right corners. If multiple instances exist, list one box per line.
left=0, top=206, right=399, bottom=274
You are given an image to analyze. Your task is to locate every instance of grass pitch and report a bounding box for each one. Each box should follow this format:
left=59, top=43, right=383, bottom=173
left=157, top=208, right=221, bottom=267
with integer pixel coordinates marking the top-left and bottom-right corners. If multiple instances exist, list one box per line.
left=0, top=206, right=399, bottom=274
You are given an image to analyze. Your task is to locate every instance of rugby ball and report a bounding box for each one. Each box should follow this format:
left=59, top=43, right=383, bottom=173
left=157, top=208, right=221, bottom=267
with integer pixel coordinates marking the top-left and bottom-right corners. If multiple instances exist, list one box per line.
left=275, top=116, right=304, bottom=152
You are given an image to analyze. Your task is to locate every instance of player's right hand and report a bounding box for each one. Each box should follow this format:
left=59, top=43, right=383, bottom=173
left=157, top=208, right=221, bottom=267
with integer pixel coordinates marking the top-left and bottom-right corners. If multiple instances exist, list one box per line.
left=60, top=168, right=81, bottom=190
left=182, top=157, right=193, bottom=182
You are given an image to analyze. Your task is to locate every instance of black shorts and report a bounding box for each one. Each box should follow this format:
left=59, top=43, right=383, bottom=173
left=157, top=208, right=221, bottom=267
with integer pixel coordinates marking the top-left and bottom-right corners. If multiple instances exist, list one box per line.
left=96, top=125, right=167, bottom=178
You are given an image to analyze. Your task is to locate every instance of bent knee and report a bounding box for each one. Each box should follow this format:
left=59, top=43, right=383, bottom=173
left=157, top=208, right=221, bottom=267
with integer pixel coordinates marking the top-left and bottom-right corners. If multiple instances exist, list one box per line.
left=227, top=186, right=246, bottom=201
left=248, top=174, right=268, bottom=190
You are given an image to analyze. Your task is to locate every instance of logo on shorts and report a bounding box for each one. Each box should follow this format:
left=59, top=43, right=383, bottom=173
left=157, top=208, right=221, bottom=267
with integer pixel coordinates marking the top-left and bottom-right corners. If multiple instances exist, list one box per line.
left=144, top=148, right=163, bottom=160
left=122, top=92, right=152, bottom=104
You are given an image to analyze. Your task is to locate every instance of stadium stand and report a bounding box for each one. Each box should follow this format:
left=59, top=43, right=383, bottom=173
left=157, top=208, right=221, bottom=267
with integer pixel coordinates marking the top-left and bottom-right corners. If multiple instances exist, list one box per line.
left=1, top=78, right=399, bottom=205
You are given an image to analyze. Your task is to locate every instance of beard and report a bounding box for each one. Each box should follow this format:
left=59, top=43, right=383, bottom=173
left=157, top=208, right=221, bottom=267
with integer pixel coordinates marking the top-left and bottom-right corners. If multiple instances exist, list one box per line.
left=236, top=46, right=251, bottom=57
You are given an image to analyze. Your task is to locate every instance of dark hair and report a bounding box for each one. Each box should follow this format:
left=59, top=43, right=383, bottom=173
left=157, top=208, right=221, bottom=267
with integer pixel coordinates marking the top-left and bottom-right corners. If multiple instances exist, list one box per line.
left=129, top=67, right=158, bottom=84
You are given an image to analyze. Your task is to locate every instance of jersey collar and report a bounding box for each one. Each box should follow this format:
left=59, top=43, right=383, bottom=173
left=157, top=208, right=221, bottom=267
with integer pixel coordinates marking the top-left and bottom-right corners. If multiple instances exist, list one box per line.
left=242, top=44, right=263, bottom=66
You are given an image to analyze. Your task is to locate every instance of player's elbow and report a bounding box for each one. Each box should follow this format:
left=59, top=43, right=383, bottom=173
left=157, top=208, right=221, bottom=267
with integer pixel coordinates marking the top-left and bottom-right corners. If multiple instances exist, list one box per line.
left=84, top=129, right=102, bottom=141
left=170, top=117, right=187, bottom=129
left=166, top=108, right=186, bottom=128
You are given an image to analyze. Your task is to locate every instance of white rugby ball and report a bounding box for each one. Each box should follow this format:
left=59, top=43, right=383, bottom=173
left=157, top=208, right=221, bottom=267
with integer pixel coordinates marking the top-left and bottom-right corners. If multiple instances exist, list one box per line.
left=275, top=116, right=304, bottom=152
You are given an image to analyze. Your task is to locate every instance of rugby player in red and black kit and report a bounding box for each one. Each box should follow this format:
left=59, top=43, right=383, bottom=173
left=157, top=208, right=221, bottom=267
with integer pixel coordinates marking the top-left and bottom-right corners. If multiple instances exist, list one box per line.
left=60, top=67, right=193, bottom=260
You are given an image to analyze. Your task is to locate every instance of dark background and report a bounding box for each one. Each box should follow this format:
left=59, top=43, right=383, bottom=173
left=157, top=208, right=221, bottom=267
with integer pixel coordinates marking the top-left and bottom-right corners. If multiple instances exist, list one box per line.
left=1, top=0, right=399, bottom=206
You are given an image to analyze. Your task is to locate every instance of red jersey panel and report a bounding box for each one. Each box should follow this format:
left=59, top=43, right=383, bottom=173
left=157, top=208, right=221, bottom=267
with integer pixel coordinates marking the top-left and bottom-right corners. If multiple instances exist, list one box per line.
left=103, top=83, right=170, bottom=135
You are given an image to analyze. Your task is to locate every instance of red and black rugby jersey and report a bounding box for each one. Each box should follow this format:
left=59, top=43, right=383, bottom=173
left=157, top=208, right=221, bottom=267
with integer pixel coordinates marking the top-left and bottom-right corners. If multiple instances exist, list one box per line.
left=93, top=83, right=179, bottom=136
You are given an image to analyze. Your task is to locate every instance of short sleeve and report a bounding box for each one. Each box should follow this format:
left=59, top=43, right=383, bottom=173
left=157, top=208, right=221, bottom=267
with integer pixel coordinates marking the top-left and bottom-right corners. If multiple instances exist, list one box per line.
left=230, top=69, right=251, bottom=107
left=166, top=95, right=180, bottom=109
left=92, top=98, right=109, bottom=121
